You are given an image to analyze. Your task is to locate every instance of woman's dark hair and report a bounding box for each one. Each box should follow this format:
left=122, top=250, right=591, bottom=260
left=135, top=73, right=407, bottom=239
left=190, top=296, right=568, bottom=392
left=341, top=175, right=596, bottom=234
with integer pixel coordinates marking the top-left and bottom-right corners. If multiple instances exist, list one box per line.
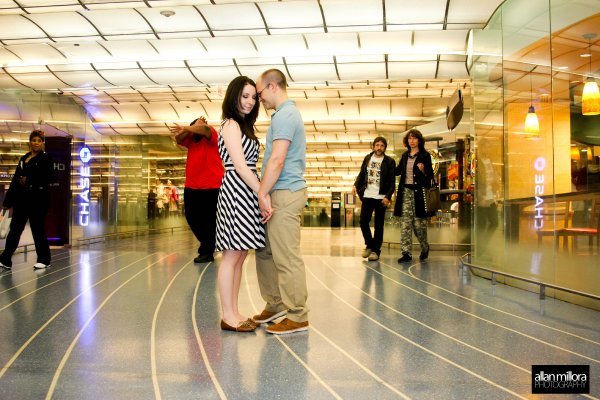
left=222, top=76, right=259, bottom=142
left=29, top=129, right=45, bottom=142
left=403, top=129, right=425, bottom=152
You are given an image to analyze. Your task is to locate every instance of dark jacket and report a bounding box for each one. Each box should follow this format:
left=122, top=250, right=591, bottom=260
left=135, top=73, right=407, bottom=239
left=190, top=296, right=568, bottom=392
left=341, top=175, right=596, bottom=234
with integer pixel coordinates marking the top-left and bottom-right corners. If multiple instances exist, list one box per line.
left=354, top=152, right=396, bottom=201
left=393, top=150, right=434, bottom=218
left=3, top=151, right=52, bottom=209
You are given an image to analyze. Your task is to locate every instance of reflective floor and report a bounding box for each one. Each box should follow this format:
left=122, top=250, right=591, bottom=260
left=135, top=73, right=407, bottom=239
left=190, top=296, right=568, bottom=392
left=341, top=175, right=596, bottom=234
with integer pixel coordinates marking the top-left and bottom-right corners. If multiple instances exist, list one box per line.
left=0, top=229, right=598, bottom=399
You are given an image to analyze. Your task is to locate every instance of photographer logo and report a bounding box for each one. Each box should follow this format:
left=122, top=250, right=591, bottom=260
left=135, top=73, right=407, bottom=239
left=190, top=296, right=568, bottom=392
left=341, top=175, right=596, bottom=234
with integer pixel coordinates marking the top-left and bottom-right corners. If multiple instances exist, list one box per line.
left=532, top=365, right=589, bottom=394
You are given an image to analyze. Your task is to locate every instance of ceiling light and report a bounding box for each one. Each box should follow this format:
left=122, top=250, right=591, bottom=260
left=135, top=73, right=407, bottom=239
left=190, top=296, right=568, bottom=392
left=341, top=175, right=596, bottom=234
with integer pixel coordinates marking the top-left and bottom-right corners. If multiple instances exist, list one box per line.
left=160, top=10, right=175, bottom=18
left=582, top=33, right=600, bottom=116
left=524, top=69, right=539, bottom=135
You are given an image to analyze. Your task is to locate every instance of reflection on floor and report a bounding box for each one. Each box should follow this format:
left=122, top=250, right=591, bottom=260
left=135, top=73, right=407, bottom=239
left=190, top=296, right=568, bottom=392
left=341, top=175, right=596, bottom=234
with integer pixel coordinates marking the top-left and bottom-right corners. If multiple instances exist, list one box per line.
left=0, top=229, right=598, bottom=399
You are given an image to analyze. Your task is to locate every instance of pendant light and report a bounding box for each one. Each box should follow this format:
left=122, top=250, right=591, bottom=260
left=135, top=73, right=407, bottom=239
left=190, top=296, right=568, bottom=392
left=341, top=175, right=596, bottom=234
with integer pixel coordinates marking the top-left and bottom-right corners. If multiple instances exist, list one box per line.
left=582, top=33, right=600, bottom=116
left=524, top=68, right=539, bottom=134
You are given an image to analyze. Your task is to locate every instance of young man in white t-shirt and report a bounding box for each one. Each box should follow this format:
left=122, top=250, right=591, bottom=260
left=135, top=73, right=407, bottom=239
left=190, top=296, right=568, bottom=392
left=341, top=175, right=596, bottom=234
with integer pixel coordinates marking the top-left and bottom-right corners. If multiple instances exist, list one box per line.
left=353, top=137, right=396, bottom=261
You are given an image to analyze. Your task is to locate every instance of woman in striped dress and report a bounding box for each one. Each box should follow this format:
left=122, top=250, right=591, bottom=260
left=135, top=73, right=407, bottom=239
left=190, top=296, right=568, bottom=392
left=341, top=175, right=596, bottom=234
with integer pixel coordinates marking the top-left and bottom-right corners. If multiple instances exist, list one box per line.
left=215, top=76, right=266, bottom=332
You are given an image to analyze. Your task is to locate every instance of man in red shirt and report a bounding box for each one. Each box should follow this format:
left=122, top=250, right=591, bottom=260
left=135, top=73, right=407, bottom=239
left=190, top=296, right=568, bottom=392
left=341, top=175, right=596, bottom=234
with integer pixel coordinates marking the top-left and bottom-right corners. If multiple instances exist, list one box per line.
left=170, top=117, right=224, bottom=263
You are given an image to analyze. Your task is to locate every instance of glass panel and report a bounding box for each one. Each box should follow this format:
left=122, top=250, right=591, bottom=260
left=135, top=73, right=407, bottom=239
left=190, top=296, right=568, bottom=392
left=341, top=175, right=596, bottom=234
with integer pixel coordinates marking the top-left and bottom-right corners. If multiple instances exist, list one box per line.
left=471, top=0, right=600, bottom=304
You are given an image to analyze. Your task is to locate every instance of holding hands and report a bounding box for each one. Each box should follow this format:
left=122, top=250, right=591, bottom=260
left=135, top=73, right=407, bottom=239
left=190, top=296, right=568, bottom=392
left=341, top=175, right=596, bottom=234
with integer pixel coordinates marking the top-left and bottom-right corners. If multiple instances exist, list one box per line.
left=258, top=192, right=273, bottom=223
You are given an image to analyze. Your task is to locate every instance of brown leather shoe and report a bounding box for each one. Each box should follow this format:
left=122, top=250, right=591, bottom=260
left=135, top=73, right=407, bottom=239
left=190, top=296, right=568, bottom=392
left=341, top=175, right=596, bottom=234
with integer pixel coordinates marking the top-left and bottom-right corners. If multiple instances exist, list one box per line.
left=265, top=318, right=308, bottom=335
left=252, top=309, right=287, bottom=323
left=220, top=319, right=257, bottom=332
left=244, top=318, right=259, bottom=329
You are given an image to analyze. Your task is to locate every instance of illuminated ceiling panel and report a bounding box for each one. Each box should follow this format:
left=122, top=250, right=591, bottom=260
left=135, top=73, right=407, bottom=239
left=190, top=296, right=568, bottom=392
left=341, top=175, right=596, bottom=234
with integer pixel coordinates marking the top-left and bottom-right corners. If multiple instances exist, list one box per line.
left=0, top=0, right=511, bottom=198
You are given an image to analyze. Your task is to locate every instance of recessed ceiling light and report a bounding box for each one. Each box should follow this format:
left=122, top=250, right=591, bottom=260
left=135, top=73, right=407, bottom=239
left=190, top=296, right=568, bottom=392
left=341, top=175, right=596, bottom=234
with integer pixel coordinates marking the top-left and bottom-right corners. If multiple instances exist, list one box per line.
left=160, top=10, right=175, bottom=18
left=580, top=53, right=591, bottom=58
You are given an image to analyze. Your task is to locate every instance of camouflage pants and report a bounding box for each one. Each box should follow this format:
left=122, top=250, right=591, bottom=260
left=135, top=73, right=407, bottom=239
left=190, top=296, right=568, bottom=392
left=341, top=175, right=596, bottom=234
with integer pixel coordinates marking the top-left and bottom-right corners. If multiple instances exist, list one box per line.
left=400, top=188, right=429, bottom=254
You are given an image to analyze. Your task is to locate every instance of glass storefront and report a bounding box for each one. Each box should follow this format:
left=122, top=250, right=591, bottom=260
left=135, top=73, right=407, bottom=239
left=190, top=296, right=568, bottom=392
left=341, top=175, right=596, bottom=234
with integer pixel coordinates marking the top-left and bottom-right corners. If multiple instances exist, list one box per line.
left=470, top=0, right=600, bottom=307
left=0, top=0, right=598, bottom=307
left=0, top=90, right=188, bottom=247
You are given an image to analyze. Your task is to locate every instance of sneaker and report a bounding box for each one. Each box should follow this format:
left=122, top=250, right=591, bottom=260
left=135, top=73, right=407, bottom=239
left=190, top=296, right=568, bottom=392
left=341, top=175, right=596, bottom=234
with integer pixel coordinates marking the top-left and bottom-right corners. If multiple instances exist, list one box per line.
left=194, top=254, right=214, bottom=263
left=419, top=248, right=430, bottom=261
left=33, top=263, right=49, bottom=269
left=361, top=248, right=372, bottom=258
left=397, top=253, right=412, bottom=263
left=0, top=261, right=11, bottom=270
left=252, top=309, right=287, bottom=324
left=265, top=318, right=309, bottom=335
left=367, top=252, right=379, bottom=261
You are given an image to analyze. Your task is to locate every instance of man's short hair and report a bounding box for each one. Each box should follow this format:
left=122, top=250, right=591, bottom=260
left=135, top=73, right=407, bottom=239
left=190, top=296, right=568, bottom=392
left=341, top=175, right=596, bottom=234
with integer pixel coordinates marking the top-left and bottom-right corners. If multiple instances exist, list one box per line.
left=372, top=136, right=387, bottom=149
left=260, top=69, right=287, bottom=90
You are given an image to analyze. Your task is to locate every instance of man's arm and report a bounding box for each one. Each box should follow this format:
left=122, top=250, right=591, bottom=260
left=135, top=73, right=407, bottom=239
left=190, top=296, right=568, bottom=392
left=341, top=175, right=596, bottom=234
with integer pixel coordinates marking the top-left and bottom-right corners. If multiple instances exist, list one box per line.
left=169, top=117, right=212, bottom=145
left=258, top=139, right=290, bottom=220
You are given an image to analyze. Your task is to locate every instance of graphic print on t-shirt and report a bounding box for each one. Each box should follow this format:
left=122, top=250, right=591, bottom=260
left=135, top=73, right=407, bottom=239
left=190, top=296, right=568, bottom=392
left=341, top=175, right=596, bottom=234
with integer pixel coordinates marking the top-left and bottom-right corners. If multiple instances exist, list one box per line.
left=367, top=158, right=382, bottom=187
left=363, top=155, right=385, bottom=200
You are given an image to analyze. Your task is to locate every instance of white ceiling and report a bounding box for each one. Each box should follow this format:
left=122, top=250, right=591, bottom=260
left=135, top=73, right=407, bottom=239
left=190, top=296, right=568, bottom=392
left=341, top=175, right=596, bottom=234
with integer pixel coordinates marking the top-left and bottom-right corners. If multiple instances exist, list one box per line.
left=0, top=0, right=506, bottom=197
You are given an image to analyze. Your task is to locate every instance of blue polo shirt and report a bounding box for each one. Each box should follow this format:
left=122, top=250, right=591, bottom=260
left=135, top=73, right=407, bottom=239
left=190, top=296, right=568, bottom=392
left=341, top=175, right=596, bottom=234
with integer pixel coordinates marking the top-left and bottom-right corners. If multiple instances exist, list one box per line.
left=261, top=99, right=306, bottom=192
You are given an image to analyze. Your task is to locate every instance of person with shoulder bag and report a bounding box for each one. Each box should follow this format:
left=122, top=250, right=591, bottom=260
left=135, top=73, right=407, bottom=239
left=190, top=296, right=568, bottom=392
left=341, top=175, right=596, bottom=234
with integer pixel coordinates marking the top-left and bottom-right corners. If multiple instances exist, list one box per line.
left=393, top=129, right=434, bottom=263
left=0, top=130, right=52, bottom=270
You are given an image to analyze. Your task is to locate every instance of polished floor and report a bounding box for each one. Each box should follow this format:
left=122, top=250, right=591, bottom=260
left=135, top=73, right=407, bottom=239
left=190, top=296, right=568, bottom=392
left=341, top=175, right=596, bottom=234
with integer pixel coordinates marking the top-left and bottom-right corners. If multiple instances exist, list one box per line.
left=0, top=229, right=598, bottom=399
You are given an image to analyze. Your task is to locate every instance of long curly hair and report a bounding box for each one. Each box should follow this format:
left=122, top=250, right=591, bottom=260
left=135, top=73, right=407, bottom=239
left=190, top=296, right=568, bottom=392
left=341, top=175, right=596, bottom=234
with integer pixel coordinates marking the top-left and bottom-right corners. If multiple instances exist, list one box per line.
left=403, top=129, right=425, bottom=152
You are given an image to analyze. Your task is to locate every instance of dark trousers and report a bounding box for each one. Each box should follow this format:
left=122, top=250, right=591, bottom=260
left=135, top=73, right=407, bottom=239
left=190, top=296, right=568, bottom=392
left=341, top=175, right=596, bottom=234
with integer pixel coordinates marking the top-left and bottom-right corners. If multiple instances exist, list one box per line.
left=0, top=200, right=51, bottom=268
left=359, top=197, right=387, bottom=254
left=184, top=187, right=219, bottom=256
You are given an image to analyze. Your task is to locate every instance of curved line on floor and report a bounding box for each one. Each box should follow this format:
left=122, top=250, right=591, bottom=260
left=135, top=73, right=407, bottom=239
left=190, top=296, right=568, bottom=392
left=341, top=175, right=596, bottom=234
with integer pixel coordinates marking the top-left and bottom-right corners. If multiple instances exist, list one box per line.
left=0, top=252, right=136, bottom=313
left=45, top=252, right=179, bottom=400
left=151, top=259, right=193, bottom=400
left=360, top=263, right=600, bottom=363
left=317, top=255, right=530, bottom=373
left=0, top=252, right=124, bottom=294
left=304, top=262, right=528, bottom=400
left=372, top=260, right=600, bottom=361
left=242, top=256, right=343, bottom=400
left=403, top=262, right=600, bottom=346
left=0, top=252, right=159, bottom=381
left=191, top=261, right=227, bottom=400
left=0, top=248, right=93, bottom=281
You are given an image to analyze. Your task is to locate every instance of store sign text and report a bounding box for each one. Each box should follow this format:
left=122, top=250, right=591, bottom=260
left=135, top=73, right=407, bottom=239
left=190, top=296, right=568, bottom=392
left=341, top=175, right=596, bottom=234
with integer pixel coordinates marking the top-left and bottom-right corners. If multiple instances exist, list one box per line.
left=533, top=157, right=546, bottom=229
left=79, top=146, right=91, bottom=226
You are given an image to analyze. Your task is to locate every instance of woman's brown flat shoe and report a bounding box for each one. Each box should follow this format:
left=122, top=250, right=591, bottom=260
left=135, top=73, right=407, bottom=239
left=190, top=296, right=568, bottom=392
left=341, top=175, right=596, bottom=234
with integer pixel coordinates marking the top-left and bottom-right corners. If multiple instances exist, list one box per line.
left=221, top=319, right=256, bottom=332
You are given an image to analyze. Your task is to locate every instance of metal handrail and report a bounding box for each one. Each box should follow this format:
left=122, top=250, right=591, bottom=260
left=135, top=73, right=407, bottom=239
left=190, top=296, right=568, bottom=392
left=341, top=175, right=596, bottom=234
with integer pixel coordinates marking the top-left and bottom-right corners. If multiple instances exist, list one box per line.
left=76, top=225, right=189, bottom=246
left=459, top=253, right=600, bottom=308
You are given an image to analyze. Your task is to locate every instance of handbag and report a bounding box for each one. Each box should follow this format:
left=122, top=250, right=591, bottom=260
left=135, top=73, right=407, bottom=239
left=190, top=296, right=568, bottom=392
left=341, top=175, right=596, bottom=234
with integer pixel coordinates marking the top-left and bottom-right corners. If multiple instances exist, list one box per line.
left=423, top=184, right=442, bottom=217
left=0, top=209, right=11, bottom=239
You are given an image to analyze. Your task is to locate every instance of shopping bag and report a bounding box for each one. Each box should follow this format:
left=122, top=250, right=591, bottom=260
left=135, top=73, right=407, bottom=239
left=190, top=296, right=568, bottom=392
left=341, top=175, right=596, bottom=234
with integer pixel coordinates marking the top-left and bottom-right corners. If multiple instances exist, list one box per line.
left=423, top=185, right=442, bottom=217
left=0, top=209, right=11, bottom=239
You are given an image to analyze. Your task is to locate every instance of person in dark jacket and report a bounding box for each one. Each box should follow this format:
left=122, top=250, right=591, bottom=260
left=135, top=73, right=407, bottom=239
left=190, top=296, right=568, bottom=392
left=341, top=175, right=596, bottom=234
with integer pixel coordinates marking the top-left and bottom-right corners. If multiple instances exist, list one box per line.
left=394, top=129, right=434, bottom=263
left=0, top=130, right=52, bottom=270
left=353, top=136, right=396, bottom=261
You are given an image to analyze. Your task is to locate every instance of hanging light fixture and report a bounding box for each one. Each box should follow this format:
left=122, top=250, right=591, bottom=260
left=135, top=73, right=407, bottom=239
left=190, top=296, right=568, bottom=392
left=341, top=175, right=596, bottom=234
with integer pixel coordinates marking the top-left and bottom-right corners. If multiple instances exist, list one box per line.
left=524, top=68, right=539, bottom=134
left=582, top=33, right=600, bottom=116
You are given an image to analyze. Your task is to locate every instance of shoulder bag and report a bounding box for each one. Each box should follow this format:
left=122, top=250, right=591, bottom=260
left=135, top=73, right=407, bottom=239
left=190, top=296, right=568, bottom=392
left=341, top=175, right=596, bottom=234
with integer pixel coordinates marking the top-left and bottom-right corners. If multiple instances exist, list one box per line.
left=423, top=181, right=442, bottom=217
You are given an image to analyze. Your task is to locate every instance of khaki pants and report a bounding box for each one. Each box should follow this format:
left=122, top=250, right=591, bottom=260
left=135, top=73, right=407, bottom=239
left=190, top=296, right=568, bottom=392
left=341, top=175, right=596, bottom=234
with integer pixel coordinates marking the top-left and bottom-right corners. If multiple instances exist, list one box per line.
left=255, top=189, right=308, bottom=322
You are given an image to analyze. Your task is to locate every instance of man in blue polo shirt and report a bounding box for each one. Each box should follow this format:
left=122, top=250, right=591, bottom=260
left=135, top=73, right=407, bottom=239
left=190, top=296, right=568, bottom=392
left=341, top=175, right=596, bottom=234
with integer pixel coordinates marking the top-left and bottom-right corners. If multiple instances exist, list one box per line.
left=253, top=69, right=309, bottom=335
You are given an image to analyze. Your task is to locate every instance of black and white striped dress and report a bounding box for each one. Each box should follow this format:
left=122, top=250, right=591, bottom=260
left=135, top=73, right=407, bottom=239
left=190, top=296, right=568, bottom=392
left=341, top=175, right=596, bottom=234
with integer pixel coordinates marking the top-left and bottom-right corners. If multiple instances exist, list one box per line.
left=215, top=120, right=265, bottom=251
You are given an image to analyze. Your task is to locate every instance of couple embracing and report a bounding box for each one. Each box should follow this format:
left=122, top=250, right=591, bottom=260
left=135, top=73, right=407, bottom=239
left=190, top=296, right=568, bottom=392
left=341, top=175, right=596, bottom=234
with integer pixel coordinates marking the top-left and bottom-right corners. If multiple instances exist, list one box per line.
left=213, top=69, right=309, bottom=335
